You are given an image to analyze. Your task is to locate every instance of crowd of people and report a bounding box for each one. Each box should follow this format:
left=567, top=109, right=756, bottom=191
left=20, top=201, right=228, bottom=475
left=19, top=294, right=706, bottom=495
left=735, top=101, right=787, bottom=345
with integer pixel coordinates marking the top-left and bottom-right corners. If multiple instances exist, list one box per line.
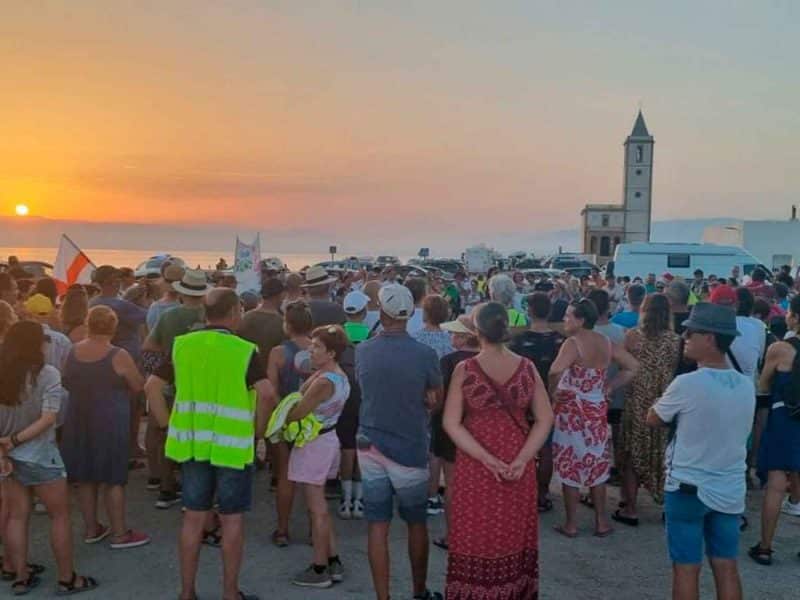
left=0, top=255, right=798, bottom=599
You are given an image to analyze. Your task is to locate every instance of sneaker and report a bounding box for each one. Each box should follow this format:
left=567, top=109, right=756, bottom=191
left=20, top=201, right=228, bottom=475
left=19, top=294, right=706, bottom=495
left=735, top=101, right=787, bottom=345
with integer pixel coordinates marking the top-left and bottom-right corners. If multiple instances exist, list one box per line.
left=427, top=495, right=444, bottom=515
left=155, top=491, right=181, bottom=509
left=328, top=560, right=344, bottom=583
left=781, top=497, right=800, bottom=517
left=33, top=501, right=47, bottom=514
left=146, top=478, right=161, bottom=491
left=351, top=499, right=364, bottom=519
left=338, top=499, right=352, bottom=520
left=291, top=565, right=333, bottom=589
left=110, top=529, right=151, bottom=550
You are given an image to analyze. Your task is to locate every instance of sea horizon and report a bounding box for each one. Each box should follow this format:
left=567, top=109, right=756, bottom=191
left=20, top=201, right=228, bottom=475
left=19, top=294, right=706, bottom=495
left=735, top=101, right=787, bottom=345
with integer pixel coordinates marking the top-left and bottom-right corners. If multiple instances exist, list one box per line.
left=0, top=246, right=417, bottom=272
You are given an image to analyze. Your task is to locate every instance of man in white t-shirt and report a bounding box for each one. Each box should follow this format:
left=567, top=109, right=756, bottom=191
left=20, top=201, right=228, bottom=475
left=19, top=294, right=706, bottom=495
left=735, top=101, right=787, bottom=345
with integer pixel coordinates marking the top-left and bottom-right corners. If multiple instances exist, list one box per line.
left=647, top=302, right=754, bottom=600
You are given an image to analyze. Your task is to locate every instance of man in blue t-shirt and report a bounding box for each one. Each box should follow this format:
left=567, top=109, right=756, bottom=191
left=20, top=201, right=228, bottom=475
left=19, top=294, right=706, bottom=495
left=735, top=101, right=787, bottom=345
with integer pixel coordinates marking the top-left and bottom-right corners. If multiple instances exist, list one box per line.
left=356, top=283, right=443, bottom=600
left=612, top=283, right=646, bottom=330
left=89, top=265, right=147, bottom=361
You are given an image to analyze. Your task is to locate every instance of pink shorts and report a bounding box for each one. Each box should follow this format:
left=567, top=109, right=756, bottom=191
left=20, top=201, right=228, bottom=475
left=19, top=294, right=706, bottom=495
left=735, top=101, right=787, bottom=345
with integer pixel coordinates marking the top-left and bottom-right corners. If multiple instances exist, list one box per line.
left=288, top=431, right=341, bottom=486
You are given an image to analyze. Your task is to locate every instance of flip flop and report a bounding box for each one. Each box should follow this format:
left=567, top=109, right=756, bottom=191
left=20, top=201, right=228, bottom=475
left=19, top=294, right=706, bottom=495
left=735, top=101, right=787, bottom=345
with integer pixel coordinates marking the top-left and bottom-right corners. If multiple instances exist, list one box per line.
left=593, top=528, right=615, bottom=538
left=611, top=509, right=639, bottom=527
left=552, top=525, right=578, bottom=539
left=432, top=537, right=449, bottom=551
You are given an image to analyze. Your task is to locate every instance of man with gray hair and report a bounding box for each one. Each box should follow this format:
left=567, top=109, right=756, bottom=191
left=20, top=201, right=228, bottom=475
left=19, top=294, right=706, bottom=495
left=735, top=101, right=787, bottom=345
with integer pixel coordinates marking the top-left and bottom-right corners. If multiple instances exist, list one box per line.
left=488, top=274, right=526, bottom=327
left=666, top=281, right=692, bottom=335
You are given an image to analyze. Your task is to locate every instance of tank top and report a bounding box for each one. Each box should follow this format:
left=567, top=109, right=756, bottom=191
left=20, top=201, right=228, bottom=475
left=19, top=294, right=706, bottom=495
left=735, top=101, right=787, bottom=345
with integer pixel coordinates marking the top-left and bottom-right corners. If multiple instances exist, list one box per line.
left=278, top=340, right=313, bottom=398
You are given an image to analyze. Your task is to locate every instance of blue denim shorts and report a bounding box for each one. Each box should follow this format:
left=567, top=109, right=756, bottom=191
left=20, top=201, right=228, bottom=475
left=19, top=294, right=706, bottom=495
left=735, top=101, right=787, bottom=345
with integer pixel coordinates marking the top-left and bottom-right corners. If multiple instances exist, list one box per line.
left=180, top=460, right=253, bottom=515
left=357, top=444, right=428, bottom=524
left=664, top=490, right=740, bottom=564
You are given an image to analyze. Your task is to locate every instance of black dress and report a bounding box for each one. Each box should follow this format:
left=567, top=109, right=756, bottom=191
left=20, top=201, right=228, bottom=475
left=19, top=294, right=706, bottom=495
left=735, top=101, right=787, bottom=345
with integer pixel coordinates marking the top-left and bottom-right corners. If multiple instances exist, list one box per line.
left=61, top=347, right=131, bottom=485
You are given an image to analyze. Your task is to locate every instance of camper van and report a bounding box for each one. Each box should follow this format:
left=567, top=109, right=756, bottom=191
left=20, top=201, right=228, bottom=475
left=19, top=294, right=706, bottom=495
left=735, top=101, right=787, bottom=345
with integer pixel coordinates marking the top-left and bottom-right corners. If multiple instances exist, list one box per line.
left=611, top=243, right=770, bottom=280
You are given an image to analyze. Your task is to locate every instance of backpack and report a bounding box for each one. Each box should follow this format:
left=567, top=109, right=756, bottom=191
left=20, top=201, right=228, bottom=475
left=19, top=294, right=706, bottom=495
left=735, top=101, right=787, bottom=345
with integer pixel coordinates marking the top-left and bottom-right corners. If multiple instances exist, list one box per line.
left=785, top=337, right=800, bottom=420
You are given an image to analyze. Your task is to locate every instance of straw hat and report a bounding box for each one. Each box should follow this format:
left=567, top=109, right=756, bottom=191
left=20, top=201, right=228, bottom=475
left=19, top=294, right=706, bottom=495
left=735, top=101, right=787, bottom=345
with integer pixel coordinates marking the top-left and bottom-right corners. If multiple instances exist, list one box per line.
left=301, top=265, right=338, bottom=288
left=172, top=269, right=211, bottom=296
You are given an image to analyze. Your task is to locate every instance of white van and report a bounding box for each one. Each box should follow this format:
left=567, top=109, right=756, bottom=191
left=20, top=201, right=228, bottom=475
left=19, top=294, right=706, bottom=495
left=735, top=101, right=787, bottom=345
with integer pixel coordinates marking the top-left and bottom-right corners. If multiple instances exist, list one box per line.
left=611, top=242, right=770, bottom=280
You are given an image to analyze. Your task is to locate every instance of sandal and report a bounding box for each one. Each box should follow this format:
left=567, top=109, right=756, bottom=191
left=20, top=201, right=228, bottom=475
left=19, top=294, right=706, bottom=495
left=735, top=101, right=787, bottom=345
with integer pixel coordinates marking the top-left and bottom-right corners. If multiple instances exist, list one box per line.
left=537, top=498, right=554, bottom=513
left=2, top=563, right=45, bottom=582
left=748, top=543, right=773, bottom=566
left=432, top=537, right=449, bottom=551
left=611, top=509, right=639, bottom=527
left=271, top=530, right=289, bottom=548
left=12, top=573, right=41, bottom=596
left=202, top=528, right=222, bottom=548
left=56, top=572, right=99, bottom=596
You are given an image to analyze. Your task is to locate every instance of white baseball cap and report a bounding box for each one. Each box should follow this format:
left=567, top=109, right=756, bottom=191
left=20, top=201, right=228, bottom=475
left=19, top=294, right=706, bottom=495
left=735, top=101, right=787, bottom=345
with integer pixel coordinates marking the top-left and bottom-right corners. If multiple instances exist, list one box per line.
left=378, top=283, right=414, bottom=320
left=343, top=291, right=370, bottom=314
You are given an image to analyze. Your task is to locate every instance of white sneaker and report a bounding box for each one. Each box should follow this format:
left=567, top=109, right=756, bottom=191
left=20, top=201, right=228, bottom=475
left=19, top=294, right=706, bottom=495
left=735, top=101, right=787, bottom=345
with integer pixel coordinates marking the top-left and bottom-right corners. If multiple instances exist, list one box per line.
left=352, top=499, right=364, bottom=519
left=781, top=497, right=800, bottom=517
left=338, top=499, right=352, bottom=520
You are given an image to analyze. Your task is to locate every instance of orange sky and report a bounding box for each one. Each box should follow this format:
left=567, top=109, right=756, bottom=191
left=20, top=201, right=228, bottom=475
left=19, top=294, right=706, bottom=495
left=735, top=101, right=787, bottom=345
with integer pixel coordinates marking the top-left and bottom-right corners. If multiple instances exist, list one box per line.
left=2, top=2, right=798, bottom=247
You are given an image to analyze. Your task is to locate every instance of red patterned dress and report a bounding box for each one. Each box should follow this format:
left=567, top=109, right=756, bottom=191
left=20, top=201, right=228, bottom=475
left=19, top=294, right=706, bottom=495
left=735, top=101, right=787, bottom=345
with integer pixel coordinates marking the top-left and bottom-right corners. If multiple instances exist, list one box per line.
left=551, top=361, right=611, bottom=488
left=447, top=357, right=539, bottom=600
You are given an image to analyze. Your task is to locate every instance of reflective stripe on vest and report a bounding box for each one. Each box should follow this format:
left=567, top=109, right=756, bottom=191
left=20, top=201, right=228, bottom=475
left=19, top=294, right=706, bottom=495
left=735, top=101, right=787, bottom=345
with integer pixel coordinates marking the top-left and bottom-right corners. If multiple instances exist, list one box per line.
left=166, top=330, right=257, bottom=470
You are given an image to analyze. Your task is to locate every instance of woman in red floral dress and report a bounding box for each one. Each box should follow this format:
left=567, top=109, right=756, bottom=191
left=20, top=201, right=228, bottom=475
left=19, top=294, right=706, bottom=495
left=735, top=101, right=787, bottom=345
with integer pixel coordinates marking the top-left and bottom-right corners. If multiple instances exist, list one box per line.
left=444, top=303, right=554, bottom=600
left=549, top=299, right=638, bottom=538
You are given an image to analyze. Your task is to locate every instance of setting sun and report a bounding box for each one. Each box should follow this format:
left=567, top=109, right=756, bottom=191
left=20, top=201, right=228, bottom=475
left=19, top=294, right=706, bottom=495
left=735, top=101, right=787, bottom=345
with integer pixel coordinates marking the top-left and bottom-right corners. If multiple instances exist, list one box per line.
left=15, top=204, right=29, bottom=216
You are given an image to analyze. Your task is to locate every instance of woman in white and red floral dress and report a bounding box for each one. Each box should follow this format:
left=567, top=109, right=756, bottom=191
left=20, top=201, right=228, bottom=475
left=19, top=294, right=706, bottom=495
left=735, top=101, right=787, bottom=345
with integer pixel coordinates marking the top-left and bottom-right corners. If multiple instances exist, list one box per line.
left=549, top=299, right=638, bottom=538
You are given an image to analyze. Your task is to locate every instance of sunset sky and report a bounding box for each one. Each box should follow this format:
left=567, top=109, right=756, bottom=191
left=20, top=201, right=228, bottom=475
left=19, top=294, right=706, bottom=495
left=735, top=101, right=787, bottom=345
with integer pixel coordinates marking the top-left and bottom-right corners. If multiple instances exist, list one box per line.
left=1, top=2, right=798, bottom=251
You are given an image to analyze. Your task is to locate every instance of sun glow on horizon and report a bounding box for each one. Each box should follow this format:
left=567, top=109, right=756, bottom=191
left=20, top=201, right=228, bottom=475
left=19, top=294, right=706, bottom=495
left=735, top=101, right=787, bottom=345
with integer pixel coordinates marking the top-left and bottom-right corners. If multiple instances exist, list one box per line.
left=15, top=204, right=29, bottom=216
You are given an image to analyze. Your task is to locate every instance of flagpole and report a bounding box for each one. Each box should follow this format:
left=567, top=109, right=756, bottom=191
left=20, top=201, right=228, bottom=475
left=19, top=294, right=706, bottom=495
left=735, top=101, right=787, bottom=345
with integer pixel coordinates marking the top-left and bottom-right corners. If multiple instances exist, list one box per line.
left=61, top=234, right=96, bottom=268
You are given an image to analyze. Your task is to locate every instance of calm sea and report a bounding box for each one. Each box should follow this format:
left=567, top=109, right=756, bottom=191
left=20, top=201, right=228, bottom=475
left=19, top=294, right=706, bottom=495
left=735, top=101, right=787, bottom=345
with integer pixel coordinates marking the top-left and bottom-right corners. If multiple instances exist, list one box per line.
left=0, top=247, right=347, bottom=272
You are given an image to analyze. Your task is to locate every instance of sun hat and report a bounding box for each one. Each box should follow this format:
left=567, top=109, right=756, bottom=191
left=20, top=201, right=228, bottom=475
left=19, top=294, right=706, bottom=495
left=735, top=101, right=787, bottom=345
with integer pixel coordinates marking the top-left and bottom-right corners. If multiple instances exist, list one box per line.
left=172, top=269, right=211, bottom=296
left=24, top=293, right=54, bottom=316
left=681, top=302, right=740, bottom=337
left=441, top=314, right=477, bottom=335
left=709, top=283, right=737, bottom=306
left=162, top=263, right=186, bottom=283
left=301, top=265, right=338, bottom=288
left=378, top=283, right=414, bottom=320
left=343, top=291, right=369, bottom=314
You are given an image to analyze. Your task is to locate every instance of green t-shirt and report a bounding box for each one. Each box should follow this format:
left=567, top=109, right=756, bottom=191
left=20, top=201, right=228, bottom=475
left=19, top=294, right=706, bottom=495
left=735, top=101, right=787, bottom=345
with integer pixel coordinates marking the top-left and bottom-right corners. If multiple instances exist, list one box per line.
left=344, top=321, right=370, bottom=344
left=152, top=305, right=205, bottom=354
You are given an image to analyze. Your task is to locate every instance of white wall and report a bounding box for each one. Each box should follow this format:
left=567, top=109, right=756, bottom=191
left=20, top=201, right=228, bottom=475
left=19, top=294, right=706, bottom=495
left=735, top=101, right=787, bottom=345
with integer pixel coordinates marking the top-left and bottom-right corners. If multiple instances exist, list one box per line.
left=704, top=221, right=800, bottom=267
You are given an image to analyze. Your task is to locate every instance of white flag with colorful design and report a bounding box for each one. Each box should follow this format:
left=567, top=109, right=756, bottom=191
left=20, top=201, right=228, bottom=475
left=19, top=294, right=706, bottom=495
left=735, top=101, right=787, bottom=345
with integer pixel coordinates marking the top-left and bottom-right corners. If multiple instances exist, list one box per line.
left=234, top=234, right=261, bottom=294
left=53, top=234, right=95, bottom=296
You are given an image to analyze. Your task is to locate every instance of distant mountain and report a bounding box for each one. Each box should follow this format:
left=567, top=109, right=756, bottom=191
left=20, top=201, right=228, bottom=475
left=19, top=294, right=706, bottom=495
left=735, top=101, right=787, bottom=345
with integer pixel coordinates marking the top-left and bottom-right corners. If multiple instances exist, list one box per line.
left=0, top=215, right=738, bottom=257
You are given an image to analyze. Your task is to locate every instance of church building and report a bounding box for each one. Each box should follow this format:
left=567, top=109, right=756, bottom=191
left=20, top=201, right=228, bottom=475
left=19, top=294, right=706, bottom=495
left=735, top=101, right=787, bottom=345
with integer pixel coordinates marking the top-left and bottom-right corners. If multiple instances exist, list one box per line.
left=580, top=111, right=654, bottom=264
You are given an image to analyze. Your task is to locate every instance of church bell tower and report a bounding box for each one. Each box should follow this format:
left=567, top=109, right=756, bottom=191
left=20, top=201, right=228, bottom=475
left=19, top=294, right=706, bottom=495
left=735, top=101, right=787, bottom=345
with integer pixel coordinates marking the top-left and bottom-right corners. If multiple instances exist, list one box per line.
left=622, top=111, right=654, bottom=242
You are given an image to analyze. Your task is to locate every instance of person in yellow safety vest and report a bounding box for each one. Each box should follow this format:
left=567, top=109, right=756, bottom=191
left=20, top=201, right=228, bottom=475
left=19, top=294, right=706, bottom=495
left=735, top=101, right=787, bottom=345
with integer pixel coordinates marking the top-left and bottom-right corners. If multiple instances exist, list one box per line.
left=488, top=273, right=528, bottom=328
left=147, top=287, right=276, bottom=600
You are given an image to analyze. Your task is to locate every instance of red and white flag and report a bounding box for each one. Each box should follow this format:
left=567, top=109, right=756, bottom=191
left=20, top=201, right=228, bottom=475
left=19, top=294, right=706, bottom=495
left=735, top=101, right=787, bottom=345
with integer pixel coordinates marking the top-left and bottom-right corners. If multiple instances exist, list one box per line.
left=53, top=235, right=95, bottom=296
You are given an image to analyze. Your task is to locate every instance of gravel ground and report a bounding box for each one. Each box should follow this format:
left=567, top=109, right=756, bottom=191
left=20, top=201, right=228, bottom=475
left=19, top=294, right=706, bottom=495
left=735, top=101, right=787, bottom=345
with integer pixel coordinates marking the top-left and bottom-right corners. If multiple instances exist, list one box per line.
left=14, top=466, right=800, bottom=599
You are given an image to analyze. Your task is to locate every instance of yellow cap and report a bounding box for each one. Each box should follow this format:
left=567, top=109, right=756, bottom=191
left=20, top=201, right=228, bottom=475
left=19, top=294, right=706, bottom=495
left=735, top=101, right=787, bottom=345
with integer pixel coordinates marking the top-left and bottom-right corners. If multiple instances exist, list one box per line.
left=24, top=293, right=54, bottom=316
